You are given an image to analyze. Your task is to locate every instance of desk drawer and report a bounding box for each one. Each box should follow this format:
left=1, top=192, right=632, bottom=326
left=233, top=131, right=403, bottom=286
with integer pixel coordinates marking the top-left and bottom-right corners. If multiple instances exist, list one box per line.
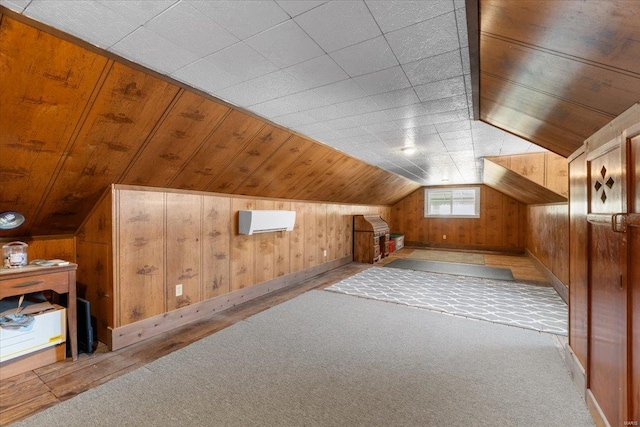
left=0, top=271, right=70, bottom=298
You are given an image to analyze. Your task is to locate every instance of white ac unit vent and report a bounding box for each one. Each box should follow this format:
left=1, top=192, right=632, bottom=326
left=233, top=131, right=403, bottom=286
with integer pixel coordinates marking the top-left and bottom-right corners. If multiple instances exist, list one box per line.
left=238, top=210, right=296, bottom=235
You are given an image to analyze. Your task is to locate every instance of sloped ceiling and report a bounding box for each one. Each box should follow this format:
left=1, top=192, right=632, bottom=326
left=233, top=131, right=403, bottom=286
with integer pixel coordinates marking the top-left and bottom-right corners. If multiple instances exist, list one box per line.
left=0, top=0, right=545, bottom=186
left=0, top=15, right=420, bottom=237
left=479, top=0, right=640, bottom=157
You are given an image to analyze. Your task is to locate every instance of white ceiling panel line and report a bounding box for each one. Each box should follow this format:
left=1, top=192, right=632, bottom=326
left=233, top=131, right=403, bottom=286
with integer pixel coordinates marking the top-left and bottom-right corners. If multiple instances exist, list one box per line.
left=0, top=0, right=547, bottom=186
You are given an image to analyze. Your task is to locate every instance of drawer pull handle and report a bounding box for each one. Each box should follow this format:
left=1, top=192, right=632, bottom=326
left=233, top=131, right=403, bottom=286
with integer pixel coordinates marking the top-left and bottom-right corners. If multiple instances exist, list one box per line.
left=14, top=280, right=44, bottom=288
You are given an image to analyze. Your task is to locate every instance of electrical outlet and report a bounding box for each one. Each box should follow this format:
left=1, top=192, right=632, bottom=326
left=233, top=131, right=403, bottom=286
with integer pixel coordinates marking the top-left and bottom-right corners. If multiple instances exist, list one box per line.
left=443, top=234, right=447, bottom=240
left=324, top=250, right=327, bottom=257
left=175, top=284, right=183, bottom=297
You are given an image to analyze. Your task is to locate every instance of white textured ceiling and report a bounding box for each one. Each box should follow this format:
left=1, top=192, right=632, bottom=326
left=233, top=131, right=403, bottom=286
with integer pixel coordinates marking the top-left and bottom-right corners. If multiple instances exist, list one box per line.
left=1, top=0, right=545, bottom=185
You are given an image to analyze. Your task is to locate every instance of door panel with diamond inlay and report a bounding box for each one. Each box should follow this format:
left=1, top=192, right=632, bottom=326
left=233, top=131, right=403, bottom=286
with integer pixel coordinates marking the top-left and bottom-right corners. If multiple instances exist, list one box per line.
left=586, top=140, right=627, bottom=426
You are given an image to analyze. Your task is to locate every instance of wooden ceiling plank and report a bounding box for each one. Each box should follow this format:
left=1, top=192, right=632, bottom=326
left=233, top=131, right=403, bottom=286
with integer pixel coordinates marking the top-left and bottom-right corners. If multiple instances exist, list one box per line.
left=303, top=157, right=367, bottom=201
left=274, top=146, right=342, bottom=199
left=481, top=98, right=586, bottom=157
left=0, top=17, right=110, bottom=237
left=481, top=0, right=640, bottom=74
left=122, top=90, right=231, bottom=187
left=206, top=125, right=293, bottom=194
left=481, top=73, right=613, bottom=139
left=480, top=34, right=640, bottom=118
left=30, top=62, right=180, bottom=234
left=168, top=110, right=265, bottom=191
left=232, top=135, right=315, bottom=197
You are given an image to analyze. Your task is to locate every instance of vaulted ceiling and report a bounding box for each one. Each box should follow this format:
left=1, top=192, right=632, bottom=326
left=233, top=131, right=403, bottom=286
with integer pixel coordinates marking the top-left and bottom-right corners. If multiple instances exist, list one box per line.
left=0, top=0, right=545, bottom=188
left=1, top=0, right=639, bottom=238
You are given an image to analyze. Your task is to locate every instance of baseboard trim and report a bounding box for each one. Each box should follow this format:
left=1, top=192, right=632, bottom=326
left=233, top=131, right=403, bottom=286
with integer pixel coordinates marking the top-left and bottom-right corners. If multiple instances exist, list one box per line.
left=586, top=389, right=611, bottom=427
left=108, top=255, right=353, bottom=350
left=564, top=344, right=586, bottom=399
left=525, top=249, right=568, bottom=304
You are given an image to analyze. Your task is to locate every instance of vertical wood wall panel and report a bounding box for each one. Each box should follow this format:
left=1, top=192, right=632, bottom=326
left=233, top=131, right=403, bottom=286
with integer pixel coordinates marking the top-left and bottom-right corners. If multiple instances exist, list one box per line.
left=289, top=201, right=306, bottom=273
left=117, top=189, right=165, bottom=326
left=304, top=203, right=318, bottom=269
left=78, top=186, right=394, bottom=336
left=75, top=188, right=113, bottom=342
left=165, top=193, right=202, bottom=310
left=526, top=203, right=569, bottom=285
left=274, top=200, right=291, bottom=277
left=254, top=199, right=276, bottom=284
left=230, top=198, right=256, bottom=291
left=202, top=195, right=231, bottom=299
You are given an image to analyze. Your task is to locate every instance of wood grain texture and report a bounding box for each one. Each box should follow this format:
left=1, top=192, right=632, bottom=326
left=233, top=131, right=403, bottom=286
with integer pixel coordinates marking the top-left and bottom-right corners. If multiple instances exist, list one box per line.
left=116, top=189, right=165, bottom=327
left=479, top=0, right=640, bottom=156
left=391, top=185, right=526, bottom=251
left=206, top=125, right=292, bottom=194
left=254, top=199, right=275, bottom=284
left=76, top=185, right=394, bottom=347
left=0, top=15, right=420, bottom=239
left=169, top=110, right=265, bottom=191
left=202, top=196, right=231, bottom=300
left=33, top=62, right=179, bottom=235
left=0, top=17, right=108, bottom=237
left=75, top=188, right=114, bottom=342
left=483, top=159, right=567, bottom=204
left=569, top=152, right=588, bottom=369
left=165, top=193, right=202, bottom=310
left=230, top=198, right=256, bottom=291
left=526, top=204, right=569, bottom=286
left=486, top=152, right=569, bottom=198
left=123, top=91, right=230, bottom=187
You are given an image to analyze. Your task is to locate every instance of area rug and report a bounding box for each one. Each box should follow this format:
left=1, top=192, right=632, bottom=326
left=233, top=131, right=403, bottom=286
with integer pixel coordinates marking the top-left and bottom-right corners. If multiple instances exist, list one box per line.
left=15, top=291, right=591, bottom=427
left=326, top=267, right=567, bottom=335
left=386, top=258, right=515, bottom=281
left=407, top=249, right=485, bottom=265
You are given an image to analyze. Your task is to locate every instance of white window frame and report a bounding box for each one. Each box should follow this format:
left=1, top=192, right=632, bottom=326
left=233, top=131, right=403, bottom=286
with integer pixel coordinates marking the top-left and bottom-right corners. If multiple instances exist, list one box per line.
left=424, top=187, right=481, bottom=218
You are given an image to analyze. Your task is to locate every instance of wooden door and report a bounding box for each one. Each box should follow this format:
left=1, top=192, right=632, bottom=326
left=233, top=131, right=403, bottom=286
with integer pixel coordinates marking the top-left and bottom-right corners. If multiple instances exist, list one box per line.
left=586, top=138, right=629, bottom=426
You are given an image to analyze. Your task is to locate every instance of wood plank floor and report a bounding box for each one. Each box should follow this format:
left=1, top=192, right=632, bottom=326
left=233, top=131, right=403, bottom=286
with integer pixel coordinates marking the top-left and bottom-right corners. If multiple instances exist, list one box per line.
left=0, top=249, right=550, bottom=425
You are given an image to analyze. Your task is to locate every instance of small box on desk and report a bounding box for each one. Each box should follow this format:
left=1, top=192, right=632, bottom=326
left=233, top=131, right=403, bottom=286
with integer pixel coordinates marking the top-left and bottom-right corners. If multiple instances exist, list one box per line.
left=0, top=305, right=66, bottom=363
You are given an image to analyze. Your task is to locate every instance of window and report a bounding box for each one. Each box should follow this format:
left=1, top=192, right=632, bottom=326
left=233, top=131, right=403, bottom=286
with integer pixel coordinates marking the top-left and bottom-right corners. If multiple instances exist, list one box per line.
left=424, top=187, right=480, bottom=218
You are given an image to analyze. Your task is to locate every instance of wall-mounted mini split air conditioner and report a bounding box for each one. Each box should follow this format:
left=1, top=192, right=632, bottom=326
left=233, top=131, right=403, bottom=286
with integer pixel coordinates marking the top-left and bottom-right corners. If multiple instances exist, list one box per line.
left=238, top=210, right=296, bottom=235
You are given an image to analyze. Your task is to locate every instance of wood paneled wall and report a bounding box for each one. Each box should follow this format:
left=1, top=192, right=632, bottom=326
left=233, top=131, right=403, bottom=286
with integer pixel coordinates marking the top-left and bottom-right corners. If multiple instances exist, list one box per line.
left=0, top=14, right=419, bottom=239
left=488, top=152, right=570, bottom=286
left=77, top=185, right=390, bottom=343
left=486, top=152, right=568, bottom=197
left=390, top=185, right=526, bottom=251
left=525, top=204, right=569, bottom=286
left=0, top=236, right=75, bottom=263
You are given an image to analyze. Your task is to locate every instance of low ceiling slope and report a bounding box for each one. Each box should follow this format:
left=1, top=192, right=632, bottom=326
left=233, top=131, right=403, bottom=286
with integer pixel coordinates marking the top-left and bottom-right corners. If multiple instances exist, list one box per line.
left=480, top=0, right=640, bottom=157
left=0, top=0, right=543, bottom=186
left=0, top=15, right=421, bottom=237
